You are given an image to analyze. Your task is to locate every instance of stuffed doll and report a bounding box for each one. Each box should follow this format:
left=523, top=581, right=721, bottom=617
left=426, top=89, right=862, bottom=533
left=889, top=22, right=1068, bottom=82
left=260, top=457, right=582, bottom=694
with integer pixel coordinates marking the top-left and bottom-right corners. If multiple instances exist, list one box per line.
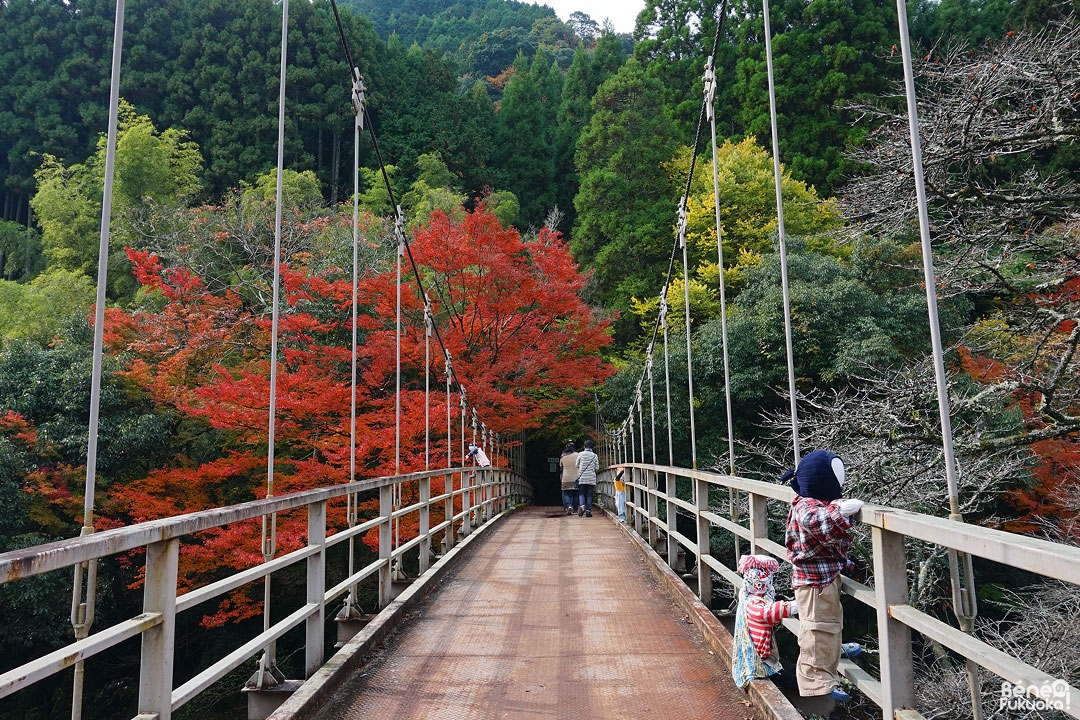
left=783, top=449, right=864, bottom=701
left=732, top=554, right=797, bottom=688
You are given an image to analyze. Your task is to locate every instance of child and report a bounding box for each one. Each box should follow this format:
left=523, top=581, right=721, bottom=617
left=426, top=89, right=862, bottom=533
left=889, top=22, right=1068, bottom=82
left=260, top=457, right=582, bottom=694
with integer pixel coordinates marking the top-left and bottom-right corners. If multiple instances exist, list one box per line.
left=732, top=554, right=797, bottom=688
left=783, top=449, right=864, bottom=701
left=613, top=468, right=627, bottom=522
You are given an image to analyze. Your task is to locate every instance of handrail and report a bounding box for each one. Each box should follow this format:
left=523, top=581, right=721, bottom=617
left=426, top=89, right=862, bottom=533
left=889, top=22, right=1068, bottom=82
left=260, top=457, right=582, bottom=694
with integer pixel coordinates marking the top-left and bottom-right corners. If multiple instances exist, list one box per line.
left=0, top=465, right=532, bottom=719
left=598, top=463, right=1080, bottom=720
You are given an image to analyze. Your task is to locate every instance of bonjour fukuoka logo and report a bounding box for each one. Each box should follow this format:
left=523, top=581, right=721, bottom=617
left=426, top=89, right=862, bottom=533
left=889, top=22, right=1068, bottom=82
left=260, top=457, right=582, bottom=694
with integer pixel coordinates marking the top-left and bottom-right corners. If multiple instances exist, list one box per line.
left=999, top=680, right=1072, bottom=712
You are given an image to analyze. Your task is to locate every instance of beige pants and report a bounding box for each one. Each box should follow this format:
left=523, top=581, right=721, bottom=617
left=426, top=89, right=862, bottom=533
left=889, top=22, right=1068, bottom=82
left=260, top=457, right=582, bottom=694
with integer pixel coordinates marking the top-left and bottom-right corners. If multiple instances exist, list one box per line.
left=794, top=577, right=843, bottom=696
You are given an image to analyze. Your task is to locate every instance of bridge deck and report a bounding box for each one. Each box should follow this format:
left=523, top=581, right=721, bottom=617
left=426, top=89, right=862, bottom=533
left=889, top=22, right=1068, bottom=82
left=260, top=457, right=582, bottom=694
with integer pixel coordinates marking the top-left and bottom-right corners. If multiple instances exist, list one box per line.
left=312, top=506, right=762, bottom=720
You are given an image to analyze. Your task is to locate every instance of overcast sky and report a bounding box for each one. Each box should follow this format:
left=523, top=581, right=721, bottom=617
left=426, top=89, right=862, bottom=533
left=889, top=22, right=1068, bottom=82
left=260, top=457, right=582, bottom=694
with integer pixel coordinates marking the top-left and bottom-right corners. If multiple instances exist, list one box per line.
left=528, top=1, right=646, bottom=35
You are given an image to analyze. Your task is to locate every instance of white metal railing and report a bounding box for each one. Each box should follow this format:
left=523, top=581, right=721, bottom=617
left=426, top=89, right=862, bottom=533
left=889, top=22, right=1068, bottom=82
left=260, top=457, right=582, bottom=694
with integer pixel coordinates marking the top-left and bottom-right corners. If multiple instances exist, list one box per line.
left=0, top=466, right=531, bottom=719
left=597, top=463, right=1080, bottom=720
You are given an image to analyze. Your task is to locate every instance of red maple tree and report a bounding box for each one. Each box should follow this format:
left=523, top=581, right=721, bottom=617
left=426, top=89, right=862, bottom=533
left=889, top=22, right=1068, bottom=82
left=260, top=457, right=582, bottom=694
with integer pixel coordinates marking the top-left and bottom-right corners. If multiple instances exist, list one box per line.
left=97, top=205, right=613, bottom=623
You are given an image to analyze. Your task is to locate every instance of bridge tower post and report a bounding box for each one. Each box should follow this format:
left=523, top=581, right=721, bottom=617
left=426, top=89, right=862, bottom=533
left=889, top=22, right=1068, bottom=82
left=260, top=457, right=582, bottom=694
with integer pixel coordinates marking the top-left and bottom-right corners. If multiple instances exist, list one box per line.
left=873, top=526, right=915, bottom=717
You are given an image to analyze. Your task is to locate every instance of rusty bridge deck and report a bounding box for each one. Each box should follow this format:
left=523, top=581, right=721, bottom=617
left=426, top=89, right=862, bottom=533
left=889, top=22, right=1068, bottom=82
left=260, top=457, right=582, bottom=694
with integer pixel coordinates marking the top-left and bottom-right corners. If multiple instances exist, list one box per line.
left=309, top=506, right=766, bottom=720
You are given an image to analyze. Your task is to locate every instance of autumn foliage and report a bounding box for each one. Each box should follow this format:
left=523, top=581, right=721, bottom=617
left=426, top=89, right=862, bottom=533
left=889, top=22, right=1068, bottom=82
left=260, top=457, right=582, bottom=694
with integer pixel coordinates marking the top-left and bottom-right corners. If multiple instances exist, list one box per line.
left=90, top=205, right=612, bottom=623
left=957, top=275, right=1080, bottom=536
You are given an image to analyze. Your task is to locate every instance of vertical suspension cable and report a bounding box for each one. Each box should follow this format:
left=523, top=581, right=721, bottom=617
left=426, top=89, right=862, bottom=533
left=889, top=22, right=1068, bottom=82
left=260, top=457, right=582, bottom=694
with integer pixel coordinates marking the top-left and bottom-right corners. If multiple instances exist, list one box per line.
left=630, top=388, right=639, bottom=468
left=71, top=3, right=125, bottom=717
left=459, top=391, right=467, bottom=530
left=705, top=57, right=737, bottom=478
left=706, top=55, right=741, bottom=563
left=344, top=69, right=365, bottom=618
left=647, top=354, right=658, bottom=465
left=445, top=353, right=453, bottom=547
left=677, top=200, right=699, bottom=469
left=762, top=0, right=801, bottom=463
left=896, top=2, right=981, bottom=716
left=256, top=0, right=289, bottom=687
left=445, top=353, right=453, bottom=471
left=660, top=287, right=675, bottom=465
left=393, top=208, right=404, bottom=564
left=424, top=297, right=432, bottom=470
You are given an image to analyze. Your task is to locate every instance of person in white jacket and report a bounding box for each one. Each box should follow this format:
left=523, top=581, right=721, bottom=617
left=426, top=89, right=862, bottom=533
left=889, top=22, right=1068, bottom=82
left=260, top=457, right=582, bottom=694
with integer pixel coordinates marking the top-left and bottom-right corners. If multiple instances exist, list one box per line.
left=466, top=442, right=490, bottom=467
left=574, top=440, right=599, bottom=517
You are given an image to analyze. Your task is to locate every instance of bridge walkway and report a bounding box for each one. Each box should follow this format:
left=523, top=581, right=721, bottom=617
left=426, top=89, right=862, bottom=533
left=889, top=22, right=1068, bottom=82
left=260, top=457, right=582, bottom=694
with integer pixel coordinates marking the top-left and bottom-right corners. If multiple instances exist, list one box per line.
left=310, top=506, right=764, bottom=720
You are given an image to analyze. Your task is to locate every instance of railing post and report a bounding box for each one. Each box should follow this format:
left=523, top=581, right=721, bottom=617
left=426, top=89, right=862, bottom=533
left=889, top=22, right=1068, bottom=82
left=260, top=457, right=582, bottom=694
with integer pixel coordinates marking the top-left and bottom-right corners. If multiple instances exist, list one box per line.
left=480, top=470, right=488, bottom=522
left=305, top=500, right=326, bottom=677
left=461, top=471, right=472, bottom=538
left=379, top=483, right=393, bottom=607
left=443, top=472, right=455, bottom=554
left=419, top=473, right=431, bottom=573
left=666, top=472, right=678, bottom=571
left=873, top=525, right=915, bottom=717
left=139, top=537, right=179, bottom=720
left=749, top=492, right=769, bottom=555
left=646, top=469, right=658, bottom=548
left=695, top=475, right=712, bottom=605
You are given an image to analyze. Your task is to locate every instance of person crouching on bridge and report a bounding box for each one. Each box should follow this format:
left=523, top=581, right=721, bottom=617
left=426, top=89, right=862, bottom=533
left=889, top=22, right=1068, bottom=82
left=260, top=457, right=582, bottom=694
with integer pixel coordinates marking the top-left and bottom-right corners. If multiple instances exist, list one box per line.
left=732, top=554, right=797, bottom=688
left=466, top=442, right=490, bottom=468
left=574, top=440, right=599, bottom=517
left=559, top=441, right=579, bottom=515
left=782, top=449, right=864, bottom=702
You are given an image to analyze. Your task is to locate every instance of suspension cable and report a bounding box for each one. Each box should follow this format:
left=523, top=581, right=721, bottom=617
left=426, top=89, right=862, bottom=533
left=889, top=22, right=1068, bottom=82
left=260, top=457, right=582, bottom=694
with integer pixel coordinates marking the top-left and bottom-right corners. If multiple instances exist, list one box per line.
left=252, top=0, right=291, bottom=690
left=328, top=0, right=499, bottom=448
left=895, top=2, right=980, bottom=716
left=343, top=66, right=365, bottom=619
left=611, top=3, right=728, bottom=467
left=72, top=3, right=126, bottom=717
left=762, top=0, right=801, bottom=464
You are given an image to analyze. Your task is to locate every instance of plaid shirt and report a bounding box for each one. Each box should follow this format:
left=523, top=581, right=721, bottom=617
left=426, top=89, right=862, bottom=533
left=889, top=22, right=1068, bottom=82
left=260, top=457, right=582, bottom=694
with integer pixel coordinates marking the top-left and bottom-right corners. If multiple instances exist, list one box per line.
left=785, top=495, right=854, bottom=587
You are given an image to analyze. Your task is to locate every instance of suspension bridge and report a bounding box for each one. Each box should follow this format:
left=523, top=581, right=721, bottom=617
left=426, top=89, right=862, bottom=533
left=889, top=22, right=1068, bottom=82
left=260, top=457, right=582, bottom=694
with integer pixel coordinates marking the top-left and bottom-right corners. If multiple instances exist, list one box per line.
left=1, top=1, right=1079, bottom=719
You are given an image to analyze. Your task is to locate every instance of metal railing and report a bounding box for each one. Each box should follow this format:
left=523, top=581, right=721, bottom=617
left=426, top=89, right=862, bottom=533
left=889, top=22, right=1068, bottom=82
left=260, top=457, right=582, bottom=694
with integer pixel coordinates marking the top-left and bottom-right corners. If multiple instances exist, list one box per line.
left=598, top=464, right=1080, bottom=720
left=0, top=466, right=530, bottom=719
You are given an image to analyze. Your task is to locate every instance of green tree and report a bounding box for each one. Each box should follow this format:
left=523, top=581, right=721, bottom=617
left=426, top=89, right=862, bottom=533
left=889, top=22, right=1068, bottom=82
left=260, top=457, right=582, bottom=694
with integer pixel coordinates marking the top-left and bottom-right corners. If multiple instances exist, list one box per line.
left=731, top=0, right=897, bottom=195
left=629, top=137, right=844, bottom=333
left=29, top=154, right=101, bottom=274
left=0, top=221, right=44, bottom=282
left=0, top=0, right=110, bottom=224
left=572, top=59, right=679, bottom=341
left=401, top=154, right=467, bottom=229
left=29, top=102, right=203, bottom=279
left=0, top=270, right=96, bottom=346
left=493, top=52, right=559, bottom=228
left=633, top=0, right=723, bottom=137
left=907, top=0, right=1014, bottom=47
left=554, top=45, right=595, bottom=232
left=244, top=168, right=324, bottom=209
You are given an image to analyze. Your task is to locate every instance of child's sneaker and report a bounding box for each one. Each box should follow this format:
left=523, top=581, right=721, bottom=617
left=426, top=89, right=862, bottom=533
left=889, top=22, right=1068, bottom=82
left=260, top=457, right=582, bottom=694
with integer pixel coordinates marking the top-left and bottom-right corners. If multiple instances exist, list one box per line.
left=828, top=686, right=851, bottom=702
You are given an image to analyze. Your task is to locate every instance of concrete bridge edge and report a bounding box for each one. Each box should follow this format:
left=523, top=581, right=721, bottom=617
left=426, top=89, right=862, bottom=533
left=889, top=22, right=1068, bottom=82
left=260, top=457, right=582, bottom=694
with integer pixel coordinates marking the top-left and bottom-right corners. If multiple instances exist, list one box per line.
left=610, top=510, right=805, bottom=720
left=264, top=510, right=510, bottom=720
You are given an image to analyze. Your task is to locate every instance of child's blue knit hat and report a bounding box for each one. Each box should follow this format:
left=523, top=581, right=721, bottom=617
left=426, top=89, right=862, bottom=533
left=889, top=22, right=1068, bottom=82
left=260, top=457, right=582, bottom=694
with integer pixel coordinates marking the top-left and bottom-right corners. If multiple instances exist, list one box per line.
left=780, top=449, right=844, bottom=501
